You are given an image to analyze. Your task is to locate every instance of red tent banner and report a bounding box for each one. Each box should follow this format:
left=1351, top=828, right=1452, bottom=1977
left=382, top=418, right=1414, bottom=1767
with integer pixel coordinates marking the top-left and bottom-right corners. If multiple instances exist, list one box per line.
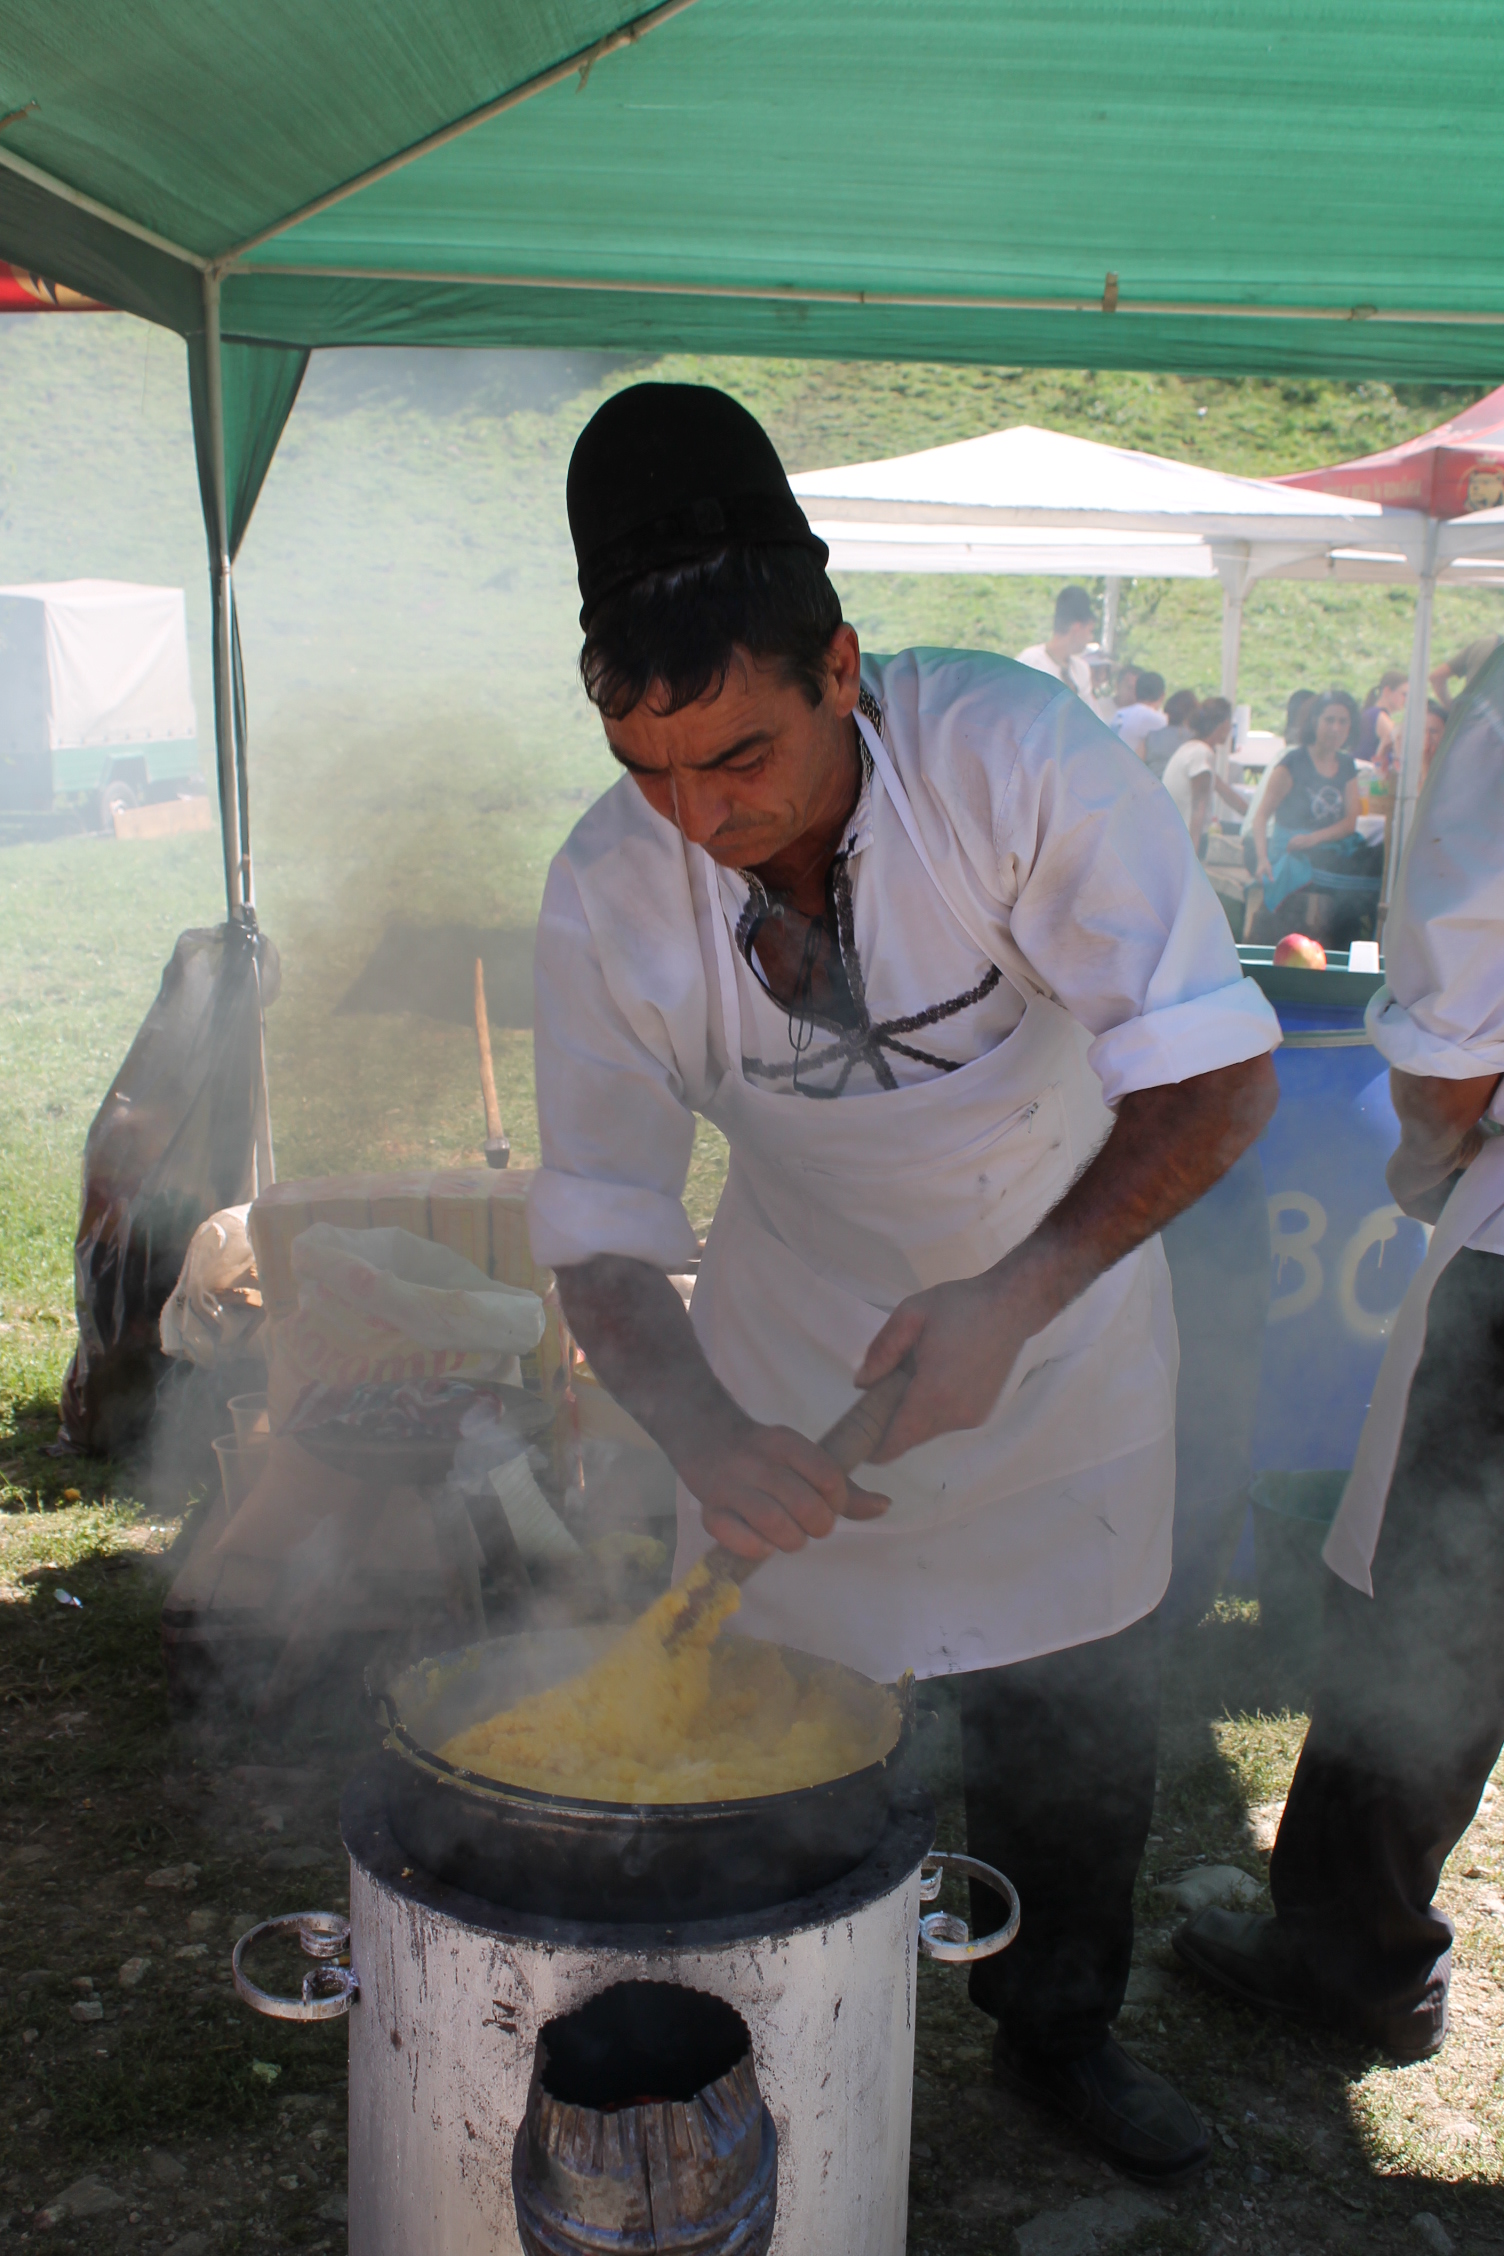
left=1280, top=385, right=1504, bottom=518
left=0, top=262, right=108, bottom=311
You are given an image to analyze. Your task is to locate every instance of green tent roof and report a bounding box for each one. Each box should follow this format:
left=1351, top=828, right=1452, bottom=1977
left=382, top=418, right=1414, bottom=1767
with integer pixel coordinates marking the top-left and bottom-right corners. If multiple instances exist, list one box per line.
left=4, top=0, right=1502, bottom=915
left=4, top=0, right=1504, bottom=379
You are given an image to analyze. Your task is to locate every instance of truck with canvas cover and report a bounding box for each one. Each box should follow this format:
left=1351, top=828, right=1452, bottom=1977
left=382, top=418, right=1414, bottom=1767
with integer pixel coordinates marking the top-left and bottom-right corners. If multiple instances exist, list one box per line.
left=0, top=578, right=201, bottom=822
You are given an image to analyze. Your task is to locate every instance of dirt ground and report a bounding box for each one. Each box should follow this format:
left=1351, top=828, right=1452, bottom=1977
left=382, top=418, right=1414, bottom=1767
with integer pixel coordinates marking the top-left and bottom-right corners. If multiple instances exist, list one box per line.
left=3, top=1503, right=1502, bottom=2255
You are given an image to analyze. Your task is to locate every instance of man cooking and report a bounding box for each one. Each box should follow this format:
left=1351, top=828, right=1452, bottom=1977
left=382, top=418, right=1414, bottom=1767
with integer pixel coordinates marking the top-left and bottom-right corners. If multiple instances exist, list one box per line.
left=528, top=384, right=1281, bottom=2178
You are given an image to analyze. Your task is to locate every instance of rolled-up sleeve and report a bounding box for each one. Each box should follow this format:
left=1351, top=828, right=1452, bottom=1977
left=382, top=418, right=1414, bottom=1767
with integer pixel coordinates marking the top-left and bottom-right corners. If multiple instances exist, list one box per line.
left=527, top=856, right=701, bottom=1273
left=1367, top=661, right=1504, bottom=1096
left=1002, top=688, right=1281, bottom=1106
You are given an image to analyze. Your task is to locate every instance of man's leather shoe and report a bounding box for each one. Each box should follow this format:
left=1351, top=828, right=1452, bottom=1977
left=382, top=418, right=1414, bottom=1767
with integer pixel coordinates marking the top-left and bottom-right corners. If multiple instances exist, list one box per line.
left=1173, top=1908, right=1447, bottom=2063
left=992, top=2031, right=1209, bottom=2179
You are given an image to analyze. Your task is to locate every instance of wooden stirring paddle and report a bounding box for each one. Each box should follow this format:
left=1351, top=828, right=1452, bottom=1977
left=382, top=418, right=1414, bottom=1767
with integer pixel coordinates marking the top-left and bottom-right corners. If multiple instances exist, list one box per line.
left=665, top=1357, right=914, bottom=1647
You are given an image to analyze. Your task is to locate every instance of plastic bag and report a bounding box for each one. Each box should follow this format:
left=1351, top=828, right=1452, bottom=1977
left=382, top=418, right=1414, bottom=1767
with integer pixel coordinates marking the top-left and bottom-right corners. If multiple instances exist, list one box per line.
left=159, top=1204, right=263, bottom=1368
left=62, top=922, right=278, bottom=1455
left=278, top=1223, right=544, bottom=1388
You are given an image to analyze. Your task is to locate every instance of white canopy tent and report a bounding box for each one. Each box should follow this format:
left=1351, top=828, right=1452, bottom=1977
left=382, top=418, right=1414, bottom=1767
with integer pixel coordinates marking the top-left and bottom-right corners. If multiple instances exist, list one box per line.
left=792, top=426, right=1504, bottom=887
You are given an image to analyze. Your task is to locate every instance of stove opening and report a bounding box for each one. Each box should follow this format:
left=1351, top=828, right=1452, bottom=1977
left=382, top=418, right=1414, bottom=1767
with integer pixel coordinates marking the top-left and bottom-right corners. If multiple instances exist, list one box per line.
left=538, top=1980, right=750, bottom=2111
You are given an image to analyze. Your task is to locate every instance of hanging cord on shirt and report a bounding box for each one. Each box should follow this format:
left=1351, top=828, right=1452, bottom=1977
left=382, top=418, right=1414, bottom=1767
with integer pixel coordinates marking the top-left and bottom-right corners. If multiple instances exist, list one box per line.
left=735, top=865, right=858, bottom=1092
left=785, top=904, right=826, bottom=1083
left=735, top=682, right=1003, bottom=1094
left=736, top=853, right=1003, bottom=1097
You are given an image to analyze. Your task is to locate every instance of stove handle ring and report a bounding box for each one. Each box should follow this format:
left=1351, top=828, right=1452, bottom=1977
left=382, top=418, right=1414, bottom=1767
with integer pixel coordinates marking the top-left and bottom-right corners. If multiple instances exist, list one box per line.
left=917, top=1853, right=1020, bottom=1964
left=232, top=1912, right=360, bottom=2021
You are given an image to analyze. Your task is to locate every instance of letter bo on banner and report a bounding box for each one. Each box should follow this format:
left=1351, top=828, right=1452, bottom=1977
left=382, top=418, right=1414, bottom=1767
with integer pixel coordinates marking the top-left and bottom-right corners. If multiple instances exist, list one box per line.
left=1246, top=965, right=1429, bottom=1478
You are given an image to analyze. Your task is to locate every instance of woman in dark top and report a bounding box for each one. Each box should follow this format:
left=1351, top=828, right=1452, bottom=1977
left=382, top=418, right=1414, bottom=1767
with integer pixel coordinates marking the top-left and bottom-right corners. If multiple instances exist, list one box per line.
left=1252, top=690, right=1365, bottom=883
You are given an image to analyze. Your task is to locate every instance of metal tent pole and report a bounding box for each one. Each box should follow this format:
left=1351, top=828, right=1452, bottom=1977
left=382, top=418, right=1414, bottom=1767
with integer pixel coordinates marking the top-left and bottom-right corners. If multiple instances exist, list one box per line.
left=1214, top=548, right=1250, bottom=793
left=202, top=270, right=250, bottom=924
left=1102, top=575, right=1121, bottom=658
left=1381, top=524, right=1439, bottom=923
left=1219, top=574, right=1244, bottom=703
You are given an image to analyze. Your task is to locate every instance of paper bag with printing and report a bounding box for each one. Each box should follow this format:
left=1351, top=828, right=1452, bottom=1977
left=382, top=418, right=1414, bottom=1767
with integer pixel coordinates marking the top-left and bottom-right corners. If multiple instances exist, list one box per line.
left=279, top=1223, right=544, bottom=1388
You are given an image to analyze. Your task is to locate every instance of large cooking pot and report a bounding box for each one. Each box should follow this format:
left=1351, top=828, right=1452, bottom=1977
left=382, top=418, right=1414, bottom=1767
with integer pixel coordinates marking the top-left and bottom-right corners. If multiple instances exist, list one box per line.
left=373, top=1627, right=916, bottom=1923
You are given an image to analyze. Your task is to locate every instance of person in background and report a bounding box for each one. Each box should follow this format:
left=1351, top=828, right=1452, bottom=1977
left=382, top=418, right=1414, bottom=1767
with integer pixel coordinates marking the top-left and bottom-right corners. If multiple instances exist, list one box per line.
left=1176, top=644, right=1504, bottom=2063
left=1284, top=687, right=1317, bottom=747
left=1087, top=659, right=1141, bottom=729
left=1017, top=586, right=1097, bottom=698
left=1112, top=662, right=1140, bottom=718
left=1429, top=632, right=1500, bottom=712
left=1111, top=671, right=1168, bottom=764
left=1358, top=669, right=1409, bottom=773
left=1251, top=690, right=1362, bottom=886
left=1161, top=698, right=1245, bottom=855
left=1370, top=697, right=1448, bottom=803
left=1085, top=643, right=1117, bottom=722
left=1145, top=688, right=1199, bottom=781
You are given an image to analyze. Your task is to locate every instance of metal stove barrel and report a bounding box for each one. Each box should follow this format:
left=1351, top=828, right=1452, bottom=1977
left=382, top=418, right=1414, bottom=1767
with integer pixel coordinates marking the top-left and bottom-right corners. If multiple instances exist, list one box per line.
left=228, top=1773, right=1018, bottom=2254
left=339, top=1768, right=937, bottom=2254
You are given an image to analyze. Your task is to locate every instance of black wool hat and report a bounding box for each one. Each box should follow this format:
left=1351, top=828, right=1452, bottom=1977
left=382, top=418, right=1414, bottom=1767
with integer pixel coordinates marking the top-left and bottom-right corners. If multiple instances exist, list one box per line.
left=567, top=382, right=830, bottom=626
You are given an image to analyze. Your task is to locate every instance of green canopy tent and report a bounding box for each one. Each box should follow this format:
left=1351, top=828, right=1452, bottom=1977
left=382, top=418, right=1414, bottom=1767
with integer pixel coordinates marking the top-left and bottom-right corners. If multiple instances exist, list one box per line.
left=3, top=0, right=1504, bottom=918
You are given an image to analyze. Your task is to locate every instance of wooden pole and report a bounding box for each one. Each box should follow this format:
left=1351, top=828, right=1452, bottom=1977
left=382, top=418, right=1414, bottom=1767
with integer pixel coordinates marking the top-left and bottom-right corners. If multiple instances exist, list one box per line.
left=473, top=956, right=510, bottom=1168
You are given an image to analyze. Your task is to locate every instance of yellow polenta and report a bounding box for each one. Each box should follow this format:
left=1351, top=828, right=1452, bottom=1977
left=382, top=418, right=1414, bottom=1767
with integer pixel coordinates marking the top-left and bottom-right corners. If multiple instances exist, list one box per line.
left=439, top=1562, right=898, bottom=1804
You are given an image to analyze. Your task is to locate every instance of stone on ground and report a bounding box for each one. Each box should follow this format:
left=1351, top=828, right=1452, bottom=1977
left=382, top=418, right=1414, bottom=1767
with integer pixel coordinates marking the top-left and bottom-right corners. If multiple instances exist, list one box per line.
left=1411, top=2215, right=1455, bottom=2255
left=36, top=2177, right=126, bottom=2225
left=1154, top=1864, right=1261, bottom=1914
left=1012, top=2189, right=1163, bottom=2254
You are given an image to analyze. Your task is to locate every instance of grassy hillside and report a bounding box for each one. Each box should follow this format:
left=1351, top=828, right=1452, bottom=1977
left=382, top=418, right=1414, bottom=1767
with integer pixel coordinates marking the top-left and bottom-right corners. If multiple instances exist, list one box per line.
left=2, top=316, right=1502, bottom=1506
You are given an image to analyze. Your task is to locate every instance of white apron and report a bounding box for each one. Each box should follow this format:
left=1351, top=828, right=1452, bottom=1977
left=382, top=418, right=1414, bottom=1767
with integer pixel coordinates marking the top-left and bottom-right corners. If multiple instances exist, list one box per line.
left=1324, top=1135, right=1504, bottom=1593
left=674, top=716, right=1179, bottom=1680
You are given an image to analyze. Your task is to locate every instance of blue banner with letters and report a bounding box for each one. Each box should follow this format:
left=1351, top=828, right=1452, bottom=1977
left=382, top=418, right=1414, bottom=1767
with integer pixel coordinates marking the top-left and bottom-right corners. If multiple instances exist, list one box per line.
left=1249, top=995, right=1429, bottom=1474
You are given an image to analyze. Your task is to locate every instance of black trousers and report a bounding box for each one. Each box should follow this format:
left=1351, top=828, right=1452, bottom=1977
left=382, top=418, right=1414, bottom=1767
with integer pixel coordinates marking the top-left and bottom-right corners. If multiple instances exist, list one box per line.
left=1271, top=1248, right=1504, bottom=2019
left=961, top=1608, right=1162, bottom=2060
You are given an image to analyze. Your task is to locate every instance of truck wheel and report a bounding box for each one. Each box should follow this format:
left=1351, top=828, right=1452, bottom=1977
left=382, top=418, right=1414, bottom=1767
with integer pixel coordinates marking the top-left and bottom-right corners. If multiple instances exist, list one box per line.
left=97, top=778, right=139, bottom=831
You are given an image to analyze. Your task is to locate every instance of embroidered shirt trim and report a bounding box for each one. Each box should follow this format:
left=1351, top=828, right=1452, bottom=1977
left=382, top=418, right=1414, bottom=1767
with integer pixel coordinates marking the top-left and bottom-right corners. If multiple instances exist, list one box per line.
left=736, top=687, right=1003, bottom=1095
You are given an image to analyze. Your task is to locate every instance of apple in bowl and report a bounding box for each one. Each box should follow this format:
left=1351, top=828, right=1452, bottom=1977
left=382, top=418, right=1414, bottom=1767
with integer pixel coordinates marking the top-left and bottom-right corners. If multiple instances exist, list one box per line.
left=1272, top=933, right=1327, bottom=970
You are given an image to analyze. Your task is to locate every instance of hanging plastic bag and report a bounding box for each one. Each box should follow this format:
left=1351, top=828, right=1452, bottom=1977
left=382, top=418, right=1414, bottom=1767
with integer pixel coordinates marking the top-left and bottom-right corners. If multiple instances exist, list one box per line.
left=159, top=1204, right=264, bottom=1368
left=61, top=922, right=277, bottom=1455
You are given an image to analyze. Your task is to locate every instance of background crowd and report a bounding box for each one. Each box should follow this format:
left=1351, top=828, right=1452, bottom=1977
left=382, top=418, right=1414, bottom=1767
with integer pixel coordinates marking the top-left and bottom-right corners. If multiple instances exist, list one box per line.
left=1018, top=583, right=1501, bottom=948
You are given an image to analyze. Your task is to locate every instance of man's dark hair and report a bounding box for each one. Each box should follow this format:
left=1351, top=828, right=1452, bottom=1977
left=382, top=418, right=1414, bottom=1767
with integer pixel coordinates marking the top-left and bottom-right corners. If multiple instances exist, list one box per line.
left=1164, top=688, right=1198, bottom=727
left=1133, top=670, right=1166, bottom=704
left=1053, top=585, right=1096, bottom=632
left=580, top=545, right=844, bottom=719
left=1190, top=696, right=1233, bottom=740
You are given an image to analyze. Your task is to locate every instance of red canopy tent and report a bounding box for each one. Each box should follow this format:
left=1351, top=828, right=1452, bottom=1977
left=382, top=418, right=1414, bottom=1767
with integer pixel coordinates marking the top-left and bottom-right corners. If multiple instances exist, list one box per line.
left=1282, top=385, right=1504, bottom=518
left=1279, top=387, right=1504, bottom=889
left=0, top=261, right=106, bottom=311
